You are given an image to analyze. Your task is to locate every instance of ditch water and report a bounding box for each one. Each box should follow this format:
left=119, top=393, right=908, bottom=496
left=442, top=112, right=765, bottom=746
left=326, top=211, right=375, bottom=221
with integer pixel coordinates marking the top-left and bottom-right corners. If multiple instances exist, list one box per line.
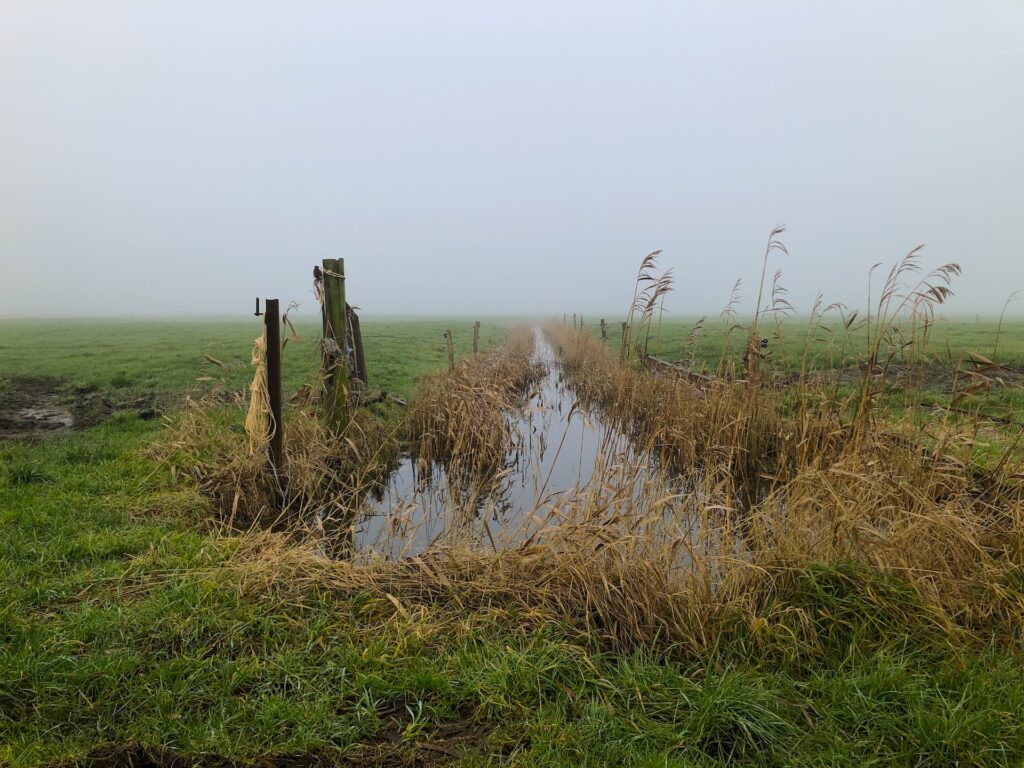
left=352, top=329, right=646, bottom=557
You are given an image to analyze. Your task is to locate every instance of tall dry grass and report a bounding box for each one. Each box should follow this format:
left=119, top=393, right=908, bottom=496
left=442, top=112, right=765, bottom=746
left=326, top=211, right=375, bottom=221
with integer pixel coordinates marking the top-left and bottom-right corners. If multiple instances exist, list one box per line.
left=172, top=243, right=1024, bottom=654
left=155, top=397, right=400, bottom=535
left=220, top=299, right=1023, bottom=653
left=407, top=326, right=542, bottom=479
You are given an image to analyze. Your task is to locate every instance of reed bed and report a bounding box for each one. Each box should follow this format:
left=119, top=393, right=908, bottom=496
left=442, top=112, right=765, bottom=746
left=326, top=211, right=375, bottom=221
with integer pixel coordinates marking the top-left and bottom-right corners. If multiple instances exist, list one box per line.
left=173, top=245, right=1024, bottom=655
left=157, top=326, right=542, bottom=537
left=155, top=397, right=400, bottom=532
left=407, top=325, right=542, bottom=478
left=221, top=313, right=1024, bottom=653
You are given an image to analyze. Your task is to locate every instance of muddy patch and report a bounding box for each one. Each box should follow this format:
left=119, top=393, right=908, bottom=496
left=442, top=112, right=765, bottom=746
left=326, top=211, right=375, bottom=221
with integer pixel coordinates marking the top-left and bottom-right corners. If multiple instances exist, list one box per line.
left=0, top=376, right=162, bottom=439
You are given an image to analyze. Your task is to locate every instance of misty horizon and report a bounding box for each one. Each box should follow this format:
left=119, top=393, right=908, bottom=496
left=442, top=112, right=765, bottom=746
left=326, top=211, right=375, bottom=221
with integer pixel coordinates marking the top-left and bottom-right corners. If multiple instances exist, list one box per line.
left=2, top=2, right=1022, bottom=319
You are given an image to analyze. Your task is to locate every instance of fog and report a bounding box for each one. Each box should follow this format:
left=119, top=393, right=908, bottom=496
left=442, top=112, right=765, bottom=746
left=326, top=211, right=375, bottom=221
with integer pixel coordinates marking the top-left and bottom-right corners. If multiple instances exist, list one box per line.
left=1, top=2, right=1022, bottom=320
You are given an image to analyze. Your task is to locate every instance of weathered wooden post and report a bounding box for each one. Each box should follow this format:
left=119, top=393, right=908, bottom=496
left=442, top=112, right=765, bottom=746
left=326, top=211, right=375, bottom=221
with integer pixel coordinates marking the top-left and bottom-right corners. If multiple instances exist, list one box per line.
left=264, top=298, right=284, bottom=476
left=473, top=321, right=480, bottom=354
left=321, top=258, right=348, bottom=427
left=444, top=330, right=455, bottom=371
left=349, top=307, right=367, bottom=386
left=619, top=322, right=628, bottom=364
left=600, top=319, right=607, bottom=342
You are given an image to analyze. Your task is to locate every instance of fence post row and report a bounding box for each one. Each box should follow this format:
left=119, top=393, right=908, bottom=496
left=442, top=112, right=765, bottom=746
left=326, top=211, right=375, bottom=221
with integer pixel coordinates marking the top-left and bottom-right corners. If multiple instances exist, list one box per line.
left=321, top=258, right=348, bottom=427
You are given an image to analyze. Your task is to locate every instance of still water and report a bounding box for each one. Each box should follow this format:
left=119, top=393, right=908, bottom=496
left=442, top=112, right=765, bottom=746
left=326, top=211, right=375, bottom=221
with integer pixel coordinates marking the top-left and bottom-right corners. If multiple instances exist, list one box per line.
left=352, top=328, right=646, bottom=557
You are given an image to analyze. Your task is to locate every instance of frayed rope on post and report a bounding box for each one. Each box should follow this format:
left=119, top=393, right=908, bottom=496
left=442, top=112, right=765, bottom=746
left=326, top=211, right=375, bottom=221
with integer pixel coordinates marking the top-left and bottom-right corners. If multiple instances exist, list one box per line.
left=245, top=332, right=273, bottom=455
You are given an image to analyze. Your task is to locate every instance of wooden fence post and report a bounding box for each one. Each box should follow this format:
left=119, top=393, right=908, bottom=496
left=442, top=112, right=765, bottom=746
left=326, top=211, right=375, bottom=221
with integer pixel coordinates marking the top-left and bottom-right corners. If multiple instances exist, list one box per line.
left=444, top=330, right=455, bottom=371
left=348, top=307, right=367, bottom=386
left=600, top=319, right=607, bottom=342
left=264, top=299, right=284, bottom=477
left=619, top=322, right=628, bottom=364
left=321, top=258, right=348, bottom=427
left=473, top=321, right=480, bottom=354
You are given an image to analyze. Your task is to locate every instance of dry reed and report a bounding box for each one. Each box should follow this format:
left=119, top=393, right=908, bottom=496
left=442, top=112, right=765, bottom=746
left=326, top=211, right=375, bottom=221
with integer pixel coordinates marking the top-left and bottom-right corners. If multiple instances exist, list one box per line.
left=407, top=326, right=542, bottom=479
left=171, top=243, right=1024, bottom=654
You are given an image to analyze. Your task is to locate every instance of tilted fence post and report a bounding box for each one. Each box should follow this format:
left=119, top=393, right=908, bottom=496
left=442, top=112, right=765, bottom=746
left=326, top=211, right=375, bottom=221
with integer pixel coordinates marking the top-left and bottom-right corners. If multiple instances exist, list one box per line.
left=348, top=306, right=367, bottom=386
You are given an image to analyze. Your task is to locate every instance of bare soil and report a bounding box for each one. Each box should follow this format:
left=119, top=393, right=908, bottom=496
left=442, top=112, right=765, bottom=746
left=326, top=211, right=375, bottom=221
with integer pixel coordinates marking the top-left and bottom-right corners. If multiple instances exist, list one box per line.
left=0, top=376, right=162, bottom=439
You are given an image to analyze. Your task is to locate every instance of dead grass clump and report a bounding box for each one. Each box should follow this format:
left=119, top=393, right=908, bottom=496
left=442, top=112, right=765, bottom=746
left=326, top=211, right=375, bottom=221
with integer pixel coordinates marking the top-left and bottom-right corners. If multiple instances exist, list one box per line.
left=548, top=323, right=782, bottom=482
left=222, top=528, right=692, bottom=651
left=408, top=326, right=542, bottom=478
left=154, top=400, right=399, bottom=532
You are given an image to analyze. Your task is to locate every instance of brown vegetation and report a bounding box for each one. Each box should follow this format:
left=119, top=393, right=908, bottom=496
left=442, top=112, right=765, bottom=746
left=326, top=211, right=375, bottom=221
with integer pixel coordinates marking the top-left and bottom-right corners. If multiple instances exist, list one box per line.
left=167, top=245, right=1024, bottom=656
left=407, top=326, right=542, bottom=478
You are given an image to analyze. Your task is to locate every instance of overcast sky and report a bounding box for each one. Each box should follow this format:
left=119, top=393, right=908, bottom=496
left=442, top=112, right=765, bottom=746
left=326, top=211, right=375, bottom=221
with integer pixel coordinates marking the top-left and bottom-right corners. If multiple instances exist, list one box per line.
left=1, top=2, right=1021, bottom=320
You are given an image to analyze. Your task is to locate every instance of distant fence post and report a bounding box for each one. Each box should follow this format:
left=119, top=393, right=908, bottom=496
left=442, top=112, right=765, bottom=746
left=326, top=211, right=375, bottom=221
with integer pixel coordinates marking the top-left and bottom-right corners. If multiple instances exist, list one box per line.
left=600, top=319, right=607, bottom=342
left=473, top=321, right=480, bottom=354
left=321, top=258, right=348, bottom=428
left=264, top=298, right=284, bottom=477
left=619, top=322, right=628, bottom=364
left=444, top=330, right=455, bottom=371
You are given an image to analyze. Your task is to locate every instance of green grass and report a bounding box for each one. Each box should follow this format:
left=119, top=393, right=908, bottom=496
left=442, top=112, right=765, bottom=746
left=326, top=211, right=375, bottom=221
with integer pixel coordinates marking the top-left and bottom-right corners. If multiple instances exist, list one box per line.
left=587, top=317, right=1024, bottom=431
left=2, top=318, right=1024, bottom=766
left=589, top=316, right=1024, bottom=369
left=0, top=317, right=508, bottom=400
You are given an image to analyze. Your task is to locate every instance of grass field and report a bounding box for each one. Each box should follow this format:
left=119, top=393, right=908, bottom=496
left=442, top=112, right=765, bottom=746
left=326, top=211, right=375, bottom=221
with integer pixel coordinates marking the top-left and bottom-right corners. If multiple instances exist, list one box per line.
left=2, top=317, right=1024, bottom=766
left=0, top=317, right=509, bottom=400
left=595, top=317, right=1024, bottom=370
left=593, top=316, right=1024, bottom=434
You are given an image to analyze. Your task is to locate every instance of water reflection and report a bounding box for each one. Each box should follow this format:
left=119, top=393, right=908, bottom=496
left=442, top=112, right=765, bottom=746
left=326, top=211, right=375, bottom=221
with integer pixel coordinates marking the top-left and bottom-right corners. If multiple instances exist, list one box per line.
left=349, top=330, right=643, bottom=555
left=345, top=329, right=761, bottom=561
